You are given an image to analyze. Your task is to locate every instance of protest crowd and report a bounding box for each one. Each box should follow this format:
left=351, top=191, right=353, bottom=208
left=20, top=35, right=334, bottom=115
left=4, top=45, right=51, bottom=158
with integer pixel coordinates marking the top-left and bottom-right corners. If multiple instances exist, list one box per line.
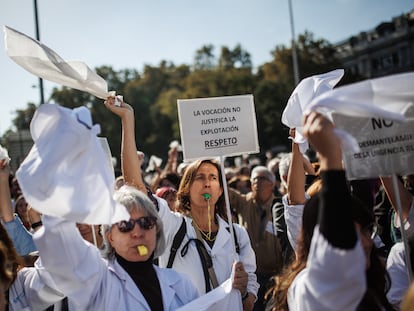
left=1, top=66, right=414, bottom=311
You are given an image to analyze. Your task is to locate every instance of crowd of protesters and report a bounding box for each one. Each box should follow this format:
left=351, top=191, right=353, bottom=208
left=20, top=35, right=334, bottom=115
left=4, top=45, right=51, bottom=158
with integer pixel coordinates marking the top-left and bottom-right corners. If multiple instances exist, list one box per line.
left=0, top=93, right=413, bottom=311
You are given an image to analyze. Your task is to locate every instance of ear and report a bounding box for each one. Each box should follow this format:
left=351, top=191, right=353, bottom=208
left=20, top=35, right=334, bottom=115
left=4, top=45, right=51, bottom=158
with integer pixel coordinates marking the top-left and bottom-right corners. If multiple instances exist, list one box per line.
left=106, top=231, right=114, bottom=244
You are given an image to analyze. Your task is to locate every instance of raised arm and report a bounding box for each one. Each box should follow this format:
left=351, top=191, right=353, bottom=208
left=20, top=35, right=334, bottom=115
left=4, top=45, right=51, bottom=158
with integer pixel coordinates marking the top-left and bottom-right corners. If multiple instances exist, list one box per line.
left=0, top=159, right=14, bottom=222
left=104, top=97, right=147, bottom=194
left=287, top=129, right=313, bottom=205
left=303, top=112, right=356, bottom=248
left=298, top=112, right=365, bottom=311
left=150, top=146, right=179, bottom=192
left=0, top=159, right=36, bottom=255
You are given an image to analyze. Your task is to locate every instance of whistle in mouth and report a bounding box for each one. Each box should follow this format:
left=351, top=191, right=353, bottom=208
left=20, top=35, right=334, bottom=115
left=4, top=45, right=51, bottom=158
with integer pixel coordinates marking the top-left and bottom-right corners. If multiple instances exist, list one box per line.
left=137, top=245, right=148, bottom=256
left=203, top=193, right=211, bottom=201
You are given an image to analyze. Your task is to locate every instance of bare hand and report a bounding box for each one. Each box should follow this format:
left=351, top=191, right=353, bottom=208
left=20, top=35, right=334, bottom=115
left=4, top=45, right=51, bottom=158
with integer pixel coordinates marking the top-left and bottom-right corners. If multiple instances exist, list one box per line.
left=232, top=261, right=248, bottom=295
left=136, top=151, right=145, bottom=168
left=0, top=159, right=10, bottom=183
left=303, top=112, right=342, bottom=170
left=104, top=96, right=134, bottom=119
left=27, top=205, right=42, bottom=231
left=168, top=147, right=178, bottom=161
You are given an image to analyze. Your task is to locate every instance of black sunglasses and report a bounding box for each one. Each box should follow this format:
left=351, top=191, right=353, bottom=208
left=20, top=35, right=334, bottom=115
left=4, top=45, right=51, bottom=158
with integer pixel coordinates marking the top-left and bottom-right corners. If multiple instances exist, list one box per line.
left=116, top=216, right=157, bottom=233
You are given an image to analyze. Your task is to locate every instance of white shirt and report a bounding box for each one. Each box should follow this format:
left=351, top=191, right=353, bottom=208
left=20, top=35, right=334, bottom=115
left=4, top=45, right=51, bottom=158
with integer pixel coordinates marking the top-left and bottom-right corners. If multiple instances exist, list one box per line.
left=156, top=197, right=259, bottom=297
left=288, top=227, right=366, bottom=311
left=387, top=241, right=411, bottom=309
left=283, top=193, right=308, bottom=253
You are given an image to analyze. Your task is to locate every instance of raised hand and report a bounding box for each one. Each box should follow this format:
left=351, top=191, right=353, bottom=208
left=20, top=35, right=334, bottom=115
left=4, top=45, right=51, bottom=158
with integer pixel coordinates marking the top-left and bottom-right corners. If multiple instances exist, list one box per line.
left=302, top=112, right=343, bottom=171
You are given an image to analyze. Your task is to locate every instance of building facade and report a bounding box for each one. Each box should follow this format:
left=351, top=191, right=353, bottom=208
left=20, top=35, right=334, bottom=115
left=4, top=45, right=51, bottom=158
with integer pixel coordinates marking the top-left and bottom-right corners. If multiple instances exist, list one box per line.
left=334, top=8, right=414, bottom=79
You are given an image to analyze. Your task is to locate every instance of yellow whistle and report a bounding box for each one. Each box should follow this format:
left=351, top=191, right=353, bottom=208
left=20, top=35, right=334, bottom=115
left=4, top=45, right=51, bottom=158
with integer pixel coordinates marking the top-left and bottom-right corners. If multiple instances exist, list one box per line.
left=137, top=245, right=148, bottom=256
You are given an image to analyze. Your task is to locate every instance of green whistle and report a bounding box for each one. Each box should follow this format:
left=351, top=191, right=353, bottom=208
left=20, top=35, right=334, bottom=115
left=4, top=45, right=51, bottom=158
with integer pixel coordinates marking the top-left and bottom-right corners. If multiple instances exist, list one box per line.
left=203, top=193, right=211, bottom=200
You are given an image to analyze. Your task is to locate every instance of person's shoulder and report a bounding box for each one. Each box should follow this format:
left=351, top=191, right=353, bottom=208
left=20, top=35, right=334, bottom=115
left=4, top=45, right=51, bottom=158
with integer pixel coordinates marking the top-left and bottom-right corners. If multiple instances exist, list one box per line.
left=388, top=241, right=405, bottom=258
left=228, top=187, right=248, bottom=199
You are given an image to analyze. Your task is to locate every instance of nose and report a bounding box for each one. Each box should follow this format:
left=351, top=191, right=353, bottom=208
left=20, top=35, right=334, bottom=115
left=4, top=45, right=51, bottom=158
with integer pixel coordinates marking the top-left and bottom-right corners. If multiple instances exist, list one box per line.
left=130, top=222, right=145, bottom=237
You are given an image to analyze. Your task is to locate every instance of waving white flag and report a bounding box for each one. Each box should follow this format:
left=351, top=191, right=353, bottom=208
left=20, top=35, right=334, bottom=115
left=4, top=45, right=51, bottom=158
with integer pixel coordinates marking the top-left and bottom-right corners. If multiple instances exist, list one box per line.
left=4, top=25, right=112, bottom=99
left=281, top=69, right=344, bottom=153
left=307, top=72, right=414, bottom=119
left=177, top=272, right=242, bottom=311
left=16, top=103, right=130, bottom=225
left=282, top=70, right=413, bottom=154
left=307, top=72, right=413, bottom=153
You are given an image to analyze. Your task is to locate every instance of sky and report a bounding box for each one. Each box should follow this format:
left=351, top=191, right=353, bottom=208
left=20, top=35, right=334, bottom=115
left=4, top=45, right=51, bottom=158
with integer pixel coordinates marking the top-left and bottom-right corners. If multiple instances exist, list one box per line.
left=0, top=0, right=413, bottom=137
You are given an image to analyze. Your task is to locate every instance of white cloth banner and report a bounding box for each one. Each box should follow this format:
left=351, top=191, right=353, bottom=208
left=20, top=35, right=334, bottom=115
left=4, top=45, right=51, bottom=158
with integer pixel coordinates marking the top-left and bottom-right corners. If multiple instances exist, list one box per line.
left=16, top=104, right=129, bottom=225
left=281, top=69, right=344, bottom=153
left=4, top=26, right=112, bottom=99
left=307, top=72, right=413, bottom=119
left=176, top=277, right=242, bottom=311
left=332, top=113, right=414, bottom=180
left=282, top=69, right=413, bottom=154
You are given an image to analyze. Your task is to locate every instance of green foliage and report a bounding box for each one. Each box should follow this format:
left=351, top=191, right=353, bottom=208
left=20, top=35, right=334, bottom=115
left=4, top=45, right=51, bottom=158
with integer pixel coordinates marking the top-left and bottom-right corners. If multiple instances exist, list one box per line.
left=4, top=31, right=357, bottom=165
left=254, top=80, right=290, bottom=149
left=194, top=45, right=216, bottom=70
left=218, top=44, right=252, bottom=69
left=12, top=102, right=38, bottom=130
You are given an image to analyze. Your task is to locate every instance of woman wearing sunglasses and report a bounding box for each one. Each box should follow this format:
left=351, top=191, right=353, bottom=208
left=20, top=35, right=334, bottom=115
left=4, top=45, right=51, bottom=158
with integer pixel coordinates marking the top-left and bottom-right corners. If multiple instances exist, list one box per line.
left=105, top=97, right=259, bottom=311
left=32, top=185, right=198, bottom=310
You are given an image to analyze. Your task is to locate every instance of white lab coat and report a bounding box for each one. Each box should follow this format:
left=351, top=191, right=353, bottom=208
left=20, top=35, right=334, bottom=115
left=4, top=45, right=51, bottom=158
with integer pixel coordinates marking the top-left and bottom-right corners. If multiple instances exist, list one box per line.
left=32, top=216, right=199, bottom=311
left=156, top=197, right=259, bottom=297
left=387, top=241, right=410, bottom=309
left=287, top=227, right=366, bottom=311
left=9, top=263, right=66, bottom=311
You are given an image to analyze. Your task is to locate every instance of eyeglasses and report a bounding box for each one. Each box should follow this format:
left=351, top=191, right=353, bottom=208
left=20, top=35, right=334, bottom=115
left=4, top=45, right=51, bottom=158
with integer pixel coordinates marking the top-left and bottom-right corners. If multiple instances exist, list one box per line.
left=251, top=176, right=271, bottom=183
left=116, top=216, right=157, bottom=233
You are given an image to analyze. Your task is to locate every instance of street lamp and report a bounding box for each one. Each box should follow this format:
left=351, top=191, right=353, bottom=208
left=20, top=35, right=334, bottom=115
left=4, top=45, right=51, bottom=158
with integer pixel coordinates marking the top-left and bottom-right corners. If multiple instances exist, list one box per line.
left=288, top=0, right=300, bottom=86
left=33, top=0, right=45, bottom=105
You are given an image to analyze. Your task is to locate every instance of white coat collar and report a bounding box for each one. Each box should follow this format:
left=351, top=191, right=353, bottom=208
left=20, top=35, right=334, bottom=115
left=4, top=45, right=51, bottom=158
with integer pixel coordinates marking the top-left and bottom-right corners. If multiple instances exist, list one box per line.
left=108, top=259, right=187, bottom=309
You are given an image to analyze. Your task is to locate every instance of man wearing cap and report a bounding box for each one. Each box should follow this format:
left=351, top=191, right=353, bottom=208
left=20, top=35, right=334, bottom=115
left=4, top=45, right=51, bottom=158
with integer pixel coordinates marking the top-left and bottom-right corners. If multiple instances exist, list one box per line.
left=228, top=166, right=283, bottom=311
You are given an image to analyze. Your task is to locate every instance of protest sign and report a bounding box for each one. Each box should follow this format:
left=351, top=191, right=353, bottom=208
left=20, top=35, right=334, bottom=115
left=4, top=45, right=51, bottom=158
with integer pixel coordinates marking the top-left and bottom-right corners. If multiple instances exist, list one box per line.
left=332, top=113, right=414, bottom=180
left=177, top=95, right=259, bottom=160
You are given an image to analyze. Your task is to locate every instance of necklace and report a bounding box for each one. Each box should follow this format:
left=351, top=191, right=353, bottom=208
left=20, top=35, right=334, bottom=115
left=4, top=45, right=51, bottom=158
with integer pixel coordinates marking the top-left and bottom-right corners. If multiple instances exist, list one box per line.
left=193, top=220, right=218, bottom=242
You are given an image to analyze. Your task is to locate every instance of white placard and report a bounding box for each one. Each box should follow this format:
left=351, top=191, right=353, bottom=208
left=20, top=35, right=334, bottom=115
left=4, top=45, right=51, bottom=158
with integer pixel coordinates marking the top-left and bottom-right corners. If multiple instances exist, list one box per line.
left=177, top=95, right=259, bottom=161
left=332, top=113, right=414, bottom=180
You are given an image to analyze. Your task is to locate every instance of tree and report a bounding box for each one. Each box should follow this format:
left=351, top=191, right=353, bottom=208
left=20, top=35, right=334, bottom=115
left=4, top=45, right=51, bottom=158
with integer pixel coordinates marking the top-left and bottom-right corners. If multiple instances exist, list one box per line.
left=2, top=32, right=354, bottom=167
left=218, top=44, right=252, bottom=69
left=12, top=102, right=38, bottom=130
left=194, top=45, right=216, bottom=70
left=254, top=80, right=290, bottom=150
left=254, top=31, right=349, bottom=153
